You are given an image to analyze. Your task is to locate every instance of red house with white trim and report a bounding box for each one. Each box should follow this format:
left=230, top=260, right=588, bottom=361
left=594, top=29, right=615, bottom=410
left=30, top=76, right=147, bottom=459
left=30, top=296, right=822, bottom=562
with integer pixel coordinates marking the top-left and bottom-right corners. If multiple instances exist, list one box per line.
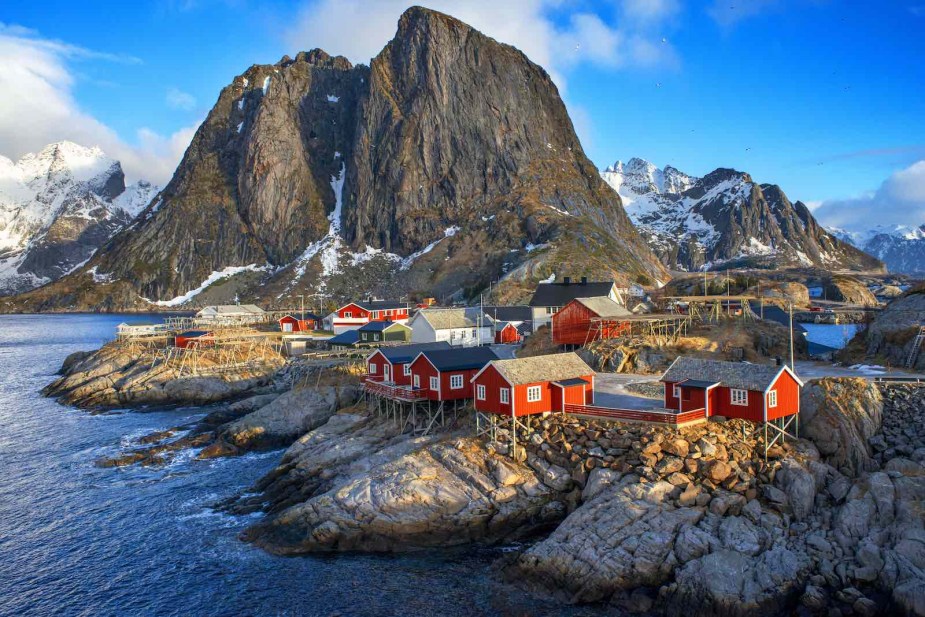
left=552, top=297, right=632, bottom=347
left=278, top=314, right=320, bottom=332
left=326, top=299, right=410, bottom=334
left=471, top=352, right=594, bottom=417
left=407, top=347, right=499, bottom=402
left=366, top=342, right=451, bottom=386
left=494, top=322, right=523, bottom=344
left=660, top=357, right=802, bottom=422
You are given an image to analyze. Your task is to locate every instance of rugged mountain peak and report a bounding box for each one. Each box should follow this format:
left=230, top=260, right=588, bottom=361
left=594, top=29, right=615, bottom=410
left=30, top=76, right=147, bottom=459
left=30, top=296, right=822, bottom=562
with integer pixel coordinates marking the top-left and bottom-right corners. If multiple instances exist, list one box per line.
left=601, top=158, right=882, bottom=273
left=8, top=9, right=665, bottom=310
left=0, top=142, right=158, bottom=296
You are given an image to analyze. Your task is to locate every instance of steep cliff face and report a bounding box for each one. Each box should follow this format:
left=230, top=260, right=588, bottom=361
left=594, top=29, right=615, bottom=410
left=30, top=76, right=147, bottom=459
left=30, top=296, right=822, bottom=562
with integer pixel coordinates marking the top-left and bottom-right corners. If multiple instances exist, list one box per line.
left=602, top=158, right=883, bottom=273
left=0, top=142, right=157, bottom=295
left=7, top=7, right=665, bottom=311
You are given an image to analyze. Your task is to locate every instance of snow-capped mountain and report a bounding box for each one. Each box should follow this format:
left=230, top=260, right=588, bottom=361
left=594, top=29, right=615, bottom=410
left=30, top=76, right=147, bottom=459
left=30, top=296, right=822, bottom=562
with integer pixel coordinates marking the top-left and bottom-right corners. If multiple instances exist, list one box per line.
left=600, top=157, right=883, bottom=273
left=832, top=224, right=925, bottom=275
left=0, top=142, right=158, bottom=295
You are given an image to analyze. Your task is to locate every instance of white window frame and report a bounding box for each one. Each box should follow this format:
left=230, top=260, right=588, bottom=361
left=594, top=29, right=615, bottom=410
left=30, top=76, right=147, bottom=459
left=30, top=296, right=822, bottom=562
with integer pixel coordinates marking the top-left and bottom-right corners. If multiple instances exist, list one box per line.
left=731, top=388, right=748, bottom=406
left=403, top=364, right=411, bottom=376
left=413, top=375, right=420, bottom=389
left=344, top=311, right=352, bottom=318
left=361, top=333, right=368, bottom=341
left=527, top=386, right=542, bottom=402
left=476, top=384, right=486, bottom=400
left=430, top=376, right=439, bottom=391
left=673, top=384, right=680, bottom=398
left=370, top=362, right=377, bottom=373
left=499, top=388, right=510, bottom=404
left=768, top=390, right=777, bottom=408
left=372, top=311, right=379, bottom=319
left=450, top=374, right=464, bottom=390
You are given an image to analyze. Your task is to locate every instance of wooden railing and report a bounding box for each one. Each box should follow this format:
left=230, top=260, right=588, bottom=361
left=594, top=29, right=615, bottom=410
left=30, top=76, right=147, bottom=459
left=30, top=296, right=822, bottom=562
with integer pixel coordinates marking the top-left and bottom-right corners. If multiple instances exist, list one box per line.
left=563, top=404, right=706, bottom=426
left=363, top=378, right=426, bottom=402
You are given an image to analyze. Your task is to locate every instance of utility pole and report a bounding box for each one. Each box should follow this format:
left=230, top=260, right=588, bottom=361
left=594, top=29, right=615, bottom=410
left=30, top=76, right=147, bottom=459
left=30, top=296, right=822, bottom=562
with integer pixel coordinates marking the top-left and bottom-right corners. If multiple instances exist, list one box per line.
left=789, top=301, right=795, bottom=370
left=298, top=294, right=305, bottom=321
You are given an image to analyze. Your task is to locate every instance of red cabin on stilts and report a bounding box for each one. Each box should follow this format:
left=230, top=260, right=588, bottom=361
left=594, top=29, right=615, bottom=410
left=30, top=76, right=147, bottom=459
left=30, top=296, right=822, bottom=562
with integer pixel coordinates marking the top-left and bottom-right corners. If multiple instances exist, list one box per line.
left=365, top=342, right=451, bottom=386
left=552, top=297, right=632, bottom=347
left=407, top=347, right=499, bottom=402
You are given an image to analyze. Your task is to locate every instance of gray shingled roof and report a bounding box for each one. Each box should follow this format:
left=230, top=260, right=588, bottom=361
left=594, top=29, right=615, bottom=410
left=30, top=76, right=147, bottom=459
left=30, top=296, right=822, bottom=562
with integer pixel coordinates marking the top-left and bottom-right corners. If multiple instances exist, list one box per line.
left=417, top=308, right=485, bottom=330
left=575, top=297, right=632, bottom=318
left=488, top=352, right=594, bottom=386
left=661, top=357, right=786, bottom=391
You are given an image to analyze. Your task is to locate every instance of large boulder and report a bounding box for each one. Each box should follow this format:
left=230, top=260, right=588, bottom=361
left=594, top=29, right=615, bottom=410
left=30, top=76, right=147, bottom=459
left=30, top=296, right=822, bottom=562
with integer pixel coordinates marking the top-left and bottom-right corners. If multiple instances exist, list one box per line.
left=799, top=378, right=882, bottom=476
left=823, top=276, right=878, bottom=307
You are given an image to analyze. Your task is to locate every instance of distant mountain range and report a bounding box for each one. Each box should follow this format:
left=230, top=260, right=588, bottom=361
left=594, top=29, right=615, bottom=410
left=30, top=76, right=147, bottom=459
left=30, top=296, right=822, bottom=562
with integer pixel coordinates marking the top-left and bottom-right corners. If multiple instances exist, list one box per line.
left=600, top=158, right=883, bottom=273
left=830, top=225, right=925, bottom=275
left=0, top=142, right=157, bottom=295
left=5, top=7, right=665, bottom=312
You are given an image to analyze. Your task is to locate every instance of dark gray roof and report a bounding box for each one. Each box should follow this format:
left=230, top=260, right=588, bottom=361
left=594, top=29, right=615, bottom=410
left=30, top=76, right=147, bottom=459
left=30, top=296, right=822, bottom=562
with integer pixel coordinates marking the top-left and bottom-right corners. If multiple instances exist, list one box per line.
left=358, top=320, right=409, bottom=333
left=662, top=357, right=787, bottom=392
left=482, top=305, right=532, bottom=323
left=328, top=330, right=360, bottom=346
left=418, top=347, right=499, bottom=371
left=376, top=342, right=451, bottom=363
left=529, top=281, right=615, bottom=307
left=553, top=377, right=591, bottom=387
left=354, top=299, right=408, bottom=311
left=679, top=379, right=721, bottom=389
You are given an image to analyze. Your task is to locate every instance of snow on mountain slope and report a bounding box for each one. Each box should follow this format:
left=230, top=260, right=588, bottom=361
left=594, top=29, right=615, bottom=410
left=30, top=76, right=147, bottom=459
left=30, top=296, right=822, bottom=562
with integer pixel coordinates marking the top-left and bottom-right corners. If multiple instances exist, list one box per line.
left=832, top=224, right=925, bottom=274
left=0, top=142, right=159, bottom=295
left=601, top=157, right=882, bottom=273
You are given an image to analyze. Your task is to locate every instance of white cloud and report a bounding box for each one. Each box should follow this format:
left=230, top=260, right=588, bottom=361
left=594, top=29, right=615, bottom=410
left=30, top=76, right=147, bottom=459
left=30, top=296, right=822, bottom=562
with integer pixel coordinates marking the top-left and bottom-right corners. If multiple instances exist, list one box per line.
left=0, top=24, right=196, bottom=185
left=166, top=87, right=196, bottom=110
left=813, top=160, right=925, bottom=232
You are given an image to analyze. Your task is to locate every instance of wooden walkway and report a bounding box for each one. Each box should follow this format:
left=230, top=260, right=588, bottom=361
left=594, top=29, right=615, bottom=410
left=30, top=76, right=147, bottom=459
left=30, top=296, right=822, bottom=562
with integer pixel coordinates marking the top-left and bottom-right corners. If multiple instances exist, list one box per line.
left=563, top=404, right=706, bottom=427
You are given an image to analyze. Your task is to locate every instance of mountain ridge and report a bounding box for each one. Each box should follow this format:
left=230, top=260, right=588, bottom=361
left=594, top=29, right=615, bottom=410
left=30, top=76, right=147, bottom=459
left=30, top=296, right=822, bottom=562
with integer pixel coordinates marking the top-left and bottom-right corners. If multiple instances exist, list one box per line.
left=601, top=157, right=883, bottom=273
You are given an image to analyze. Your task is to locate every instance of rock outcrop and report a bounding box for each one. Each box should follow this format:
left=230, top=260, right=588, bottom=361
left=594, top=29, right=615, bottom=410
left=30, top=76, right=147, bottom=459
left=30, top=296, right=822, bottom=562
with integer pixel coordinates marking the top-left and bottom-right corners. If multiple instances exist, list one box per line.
left=44, top=341, right=282, bottom=410
left=8, top=7, right=665, bottom=312
left=858, top=287, right=925, bottom=369
left=823, top=276, right=879, bottom=307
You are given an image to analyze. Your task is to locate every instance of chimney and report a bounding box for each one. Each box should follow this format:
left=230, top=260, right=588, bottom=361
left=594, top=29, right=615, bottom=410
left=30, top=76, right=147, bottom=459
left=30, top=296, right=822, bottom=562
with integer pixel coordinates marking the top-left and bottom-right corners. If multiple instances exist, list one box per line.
left=775, top=356, right=782, bottom=367
left=563, top=276, right=571, bottom=285
left=581, top=276, right=588, bottom=285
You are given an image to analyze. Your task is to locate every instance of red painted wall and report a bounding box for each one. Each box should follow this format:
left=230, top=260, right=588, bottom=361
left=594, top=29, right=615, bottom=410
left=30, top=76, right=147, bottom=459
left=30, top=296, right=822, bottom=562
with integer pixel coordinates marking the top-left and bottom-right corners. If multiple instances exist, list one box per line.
left=175, top=333, right=213, bottom=349
left=767, top=371, right=800, bottom=420
left=474, top=365, right=593, bottom=416
left=472, top=365, right=514, bottom=415
left=409, top=356, right=439, bottom=400
left=678, top=385, right=706, bottom=413
left=407, top=357, right=479, bottom=401
left=552, top=300, right=629, bottom=346
left=665, top=381, right=765, bottom=421
left=336, top=304, right=408, bottom=322
left=494, top=324, right=521, bottom=344
left=367, top=351, right=408, bottom=383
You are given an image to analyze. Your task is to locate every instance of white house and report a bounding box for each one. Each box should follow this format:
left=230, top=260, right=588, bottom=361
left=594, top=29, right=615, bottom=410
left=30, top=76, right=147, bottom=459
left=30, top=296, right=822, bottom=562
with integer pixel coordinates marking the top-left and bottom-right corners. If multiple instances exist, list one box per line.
left=409, top=308, right=493, bottom=347
left=195, top=304, right=266, bottom=326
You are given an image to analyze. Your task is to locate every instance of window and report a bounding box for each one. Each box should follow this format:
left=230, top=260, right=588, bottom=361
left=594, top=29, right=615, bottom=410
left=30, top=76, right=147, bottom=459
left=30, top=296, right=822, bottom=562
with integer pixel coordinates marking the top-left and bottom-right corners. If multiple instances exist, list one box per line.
left=476, top=384, right=486, bottom=400
left=768, top=390, right=778, bottom=407
left=430, top=376, right=439, bottom=391
left=413, top=375, right=420, bottom=388
left=370, top=362, right=377, bottom=373
left=546, top=306, right=557, bottom=315
left=731, top=389, right=748, bottom=406
left=471, top=329, right=477, bottom=338
left=672, top=384, right=680, bottom=398
left=403, top=364, right=411, bottom=376
left=500, top=388, right=510, bottom=404
left=344, top=311, right=352, bottom=318
left=527, top=386, right=542, bottom=402
left=450, top=374, right=464, bottom=390
left=361, top=333, right=368, bottom=341
left=372, top=311, right=379, bottom=319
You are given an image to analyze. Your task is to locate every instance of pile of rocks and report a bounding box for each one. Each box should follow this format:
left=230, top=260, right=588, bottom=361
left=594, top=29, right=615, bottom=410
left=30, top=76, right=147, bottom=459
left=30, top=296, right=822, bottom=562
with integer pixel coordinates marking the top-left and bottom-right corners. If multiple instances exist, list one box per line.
left=872, top=384, right=925, bottom=466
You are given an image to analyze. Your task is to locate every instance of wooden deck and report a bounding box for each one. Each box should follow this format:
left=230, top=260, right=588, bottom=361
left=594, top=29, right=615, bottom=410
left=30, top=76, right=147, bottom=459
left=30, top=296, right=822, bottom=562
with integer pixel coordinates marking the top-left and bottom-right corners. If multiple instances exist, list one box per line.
left=363, top=379, right=427, bottom=402
left=563, top=404, right=706, bottom=427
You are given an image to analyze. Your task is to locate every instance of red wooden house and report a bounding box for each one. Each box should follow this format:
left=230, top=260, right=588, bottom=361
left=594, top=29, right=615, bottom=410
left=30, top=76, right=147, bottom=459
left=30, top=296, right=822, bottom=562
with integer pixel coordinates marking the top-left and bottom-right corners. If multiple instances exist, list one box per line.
left=407, top=347, right=499, bottom=402
left=471, top=352, right=594, bottom=416
left=327, top=299, right=410, bottom=333
left=175, top=330, right=213, bottom=349
left=552, top=297, right=632, bottom=347
left=660, top=357, right=802, bottom=422
left=278, top=314, right=321, bottom=332
left=366, top=342, right=451, bottom=386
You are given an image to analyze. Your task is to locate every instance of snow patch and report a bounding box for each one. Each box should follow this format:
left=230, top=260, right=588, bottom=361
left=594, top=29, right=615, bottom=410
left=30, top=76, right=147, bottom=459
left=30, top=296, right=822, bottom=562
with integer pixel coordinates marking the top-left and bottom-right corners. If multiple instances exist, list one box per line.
left=326, top=94, right=339, bottom=103
left=261, top=76, right=271, bottom=94
left=149, top=264, right=266, bottom=307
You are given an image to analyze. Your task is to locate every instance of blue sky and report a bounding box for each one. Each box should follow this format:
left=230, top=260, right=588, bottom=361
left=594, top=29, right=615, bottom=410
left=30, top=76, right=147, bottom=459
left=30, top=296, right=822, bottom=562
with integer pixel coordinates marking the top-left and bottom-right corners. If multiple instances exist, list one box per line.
left=2, top=0, right=924, bottom=227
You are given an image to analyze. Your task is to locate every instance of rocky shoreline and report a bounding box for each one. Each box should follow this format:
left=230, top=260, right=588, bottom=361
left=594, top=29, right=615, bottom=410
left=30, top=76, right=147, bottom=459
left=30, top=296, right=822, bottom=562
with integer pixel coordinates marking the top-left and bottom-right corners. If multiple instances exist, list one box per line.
left=47, top=346, right=925, bottom=615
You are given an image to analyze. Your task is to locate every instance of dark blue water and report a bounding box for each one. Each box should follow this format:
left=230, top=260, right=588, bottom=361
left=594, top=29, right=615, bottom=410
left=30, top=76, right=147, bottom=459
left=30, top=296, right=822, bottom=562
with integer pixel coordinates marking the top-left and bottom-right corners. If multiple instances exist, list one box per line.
left=0, top=315, right=594, bottom=617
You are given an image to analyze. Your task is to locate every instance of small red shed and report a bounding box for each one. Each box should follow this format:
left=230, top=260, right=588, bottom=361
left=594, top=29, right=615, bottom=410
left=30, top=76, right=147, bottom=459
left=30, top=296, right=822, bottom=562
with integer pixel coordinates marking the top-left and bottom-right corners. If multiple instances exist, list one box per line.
left=552, top=297, right=632, bottom=347
left=278, top=314, right=316, bottom=332
left=175, top=330, right=214, bottom=349
left=366, top=342, right=452, bottom=385
left=494, top=322, right=522, bottom=344
left=471, top=352, right=595, bottom=417
left=660, top=357, right=803, bottom=422
left=407, top=347, right=499, bottom=402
